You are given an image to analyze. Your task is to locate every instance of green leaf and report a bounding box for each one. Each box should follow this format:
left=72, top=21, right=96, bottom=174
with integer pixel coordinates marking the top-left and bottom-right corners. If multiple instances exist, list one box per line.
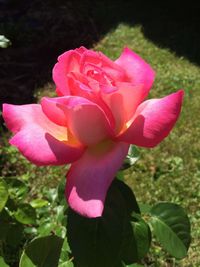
left=59, top=261, right=74, bottom=267
left=116, top=179, right=140, bottom=214
left=122, top=263, right=143, bottom=267
left=121, top=214, right=151, bottom=264
left=19, top=235, right=64, bottom=267
left=116, top=170, right=124, bottom=181
left=24, top=226, right=37, bottom=235
left=149, top=202, right=191, bottom=259
left=43, top=188, right=58, bottom=203
left=0, top=35, right=11, bottom=48
left=6, top=222, right=24, bottom=248
left=0, top=179, right=8, bottom=211
left=132, top=214, right=151, bottom=260
left=138, top=203, right=152, bottom=214
left=37, top=221, right=56, bottom=236
left=54, top=205, right=66, bottom=222
left=59, top=237, right=71, bottom=263
left=14, top=203, right=36, bottom=224
left=30, top=199, right=49, bottom=209
left=0, top=256, right=9, bottom=267
left=54, top=225, right=66, bottom=239
left=67, top=179, right=140, bottom=267
left=7, top=178, right=28, bottom=201
left=121, top=146, right=140, bottom=170
left=0, top=209, right=11, bottom=240
left=36, top=205, right=51, bottom=217
left=115, top=183, right=149, bottom=265
left=119, top=217, right=138, bottom=264
left=0, top=209, right=24, bottom=247
left=57, top=177, right=66, bottom=203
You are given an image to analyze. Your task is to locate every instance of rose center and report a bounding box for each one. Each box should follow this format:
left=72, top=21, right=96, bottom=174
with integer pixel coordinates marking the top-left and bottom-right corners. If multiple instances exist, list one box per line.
left=87, top=69, right=115, bottom=87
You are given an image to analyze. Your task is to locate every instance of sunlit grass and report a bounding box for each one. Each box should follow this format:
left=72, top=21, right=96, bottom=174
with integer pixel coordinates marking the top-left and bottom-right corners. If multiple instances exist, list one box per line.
left=95, top=24, right=200, bottom=266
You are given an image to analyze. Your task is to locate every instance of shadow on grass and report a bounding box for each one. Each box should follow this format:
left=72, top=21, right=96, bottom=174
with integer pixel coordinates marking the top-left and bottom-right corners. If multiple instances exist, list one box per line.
left=94, top=1, right=200, bottom=65
left=0, top=0, right=199, bottom=111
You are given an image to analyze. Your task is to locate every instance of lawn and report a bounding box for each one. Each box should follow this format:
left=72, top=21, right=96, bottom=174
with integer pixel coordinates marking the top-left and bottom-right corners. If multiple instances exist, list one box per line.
left=1, top=20, right=200, bottom=267
left=95, top=24, right=200, bottom=266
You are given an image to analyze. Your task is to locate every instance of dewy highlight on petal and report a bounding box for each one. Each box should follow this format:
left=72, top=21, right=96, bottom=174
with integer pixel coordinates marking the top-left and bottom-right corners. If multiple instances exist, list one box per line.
left=3, top=46, right=184, bottom=218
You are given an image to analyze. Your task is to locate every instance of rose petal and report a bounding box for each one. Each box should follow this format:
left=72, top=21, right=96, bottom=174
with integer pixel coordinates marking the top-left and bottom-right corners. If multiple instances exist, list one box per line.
left=2, top=104, right=84, bottom=165
left=55, top=88, right=64, bottom=96
left=75, top=46, right=87, bottom=54
left=81, top=50, right=126, bottom=82
left=117, top=90, right=184, bottom=147
left=101, top=83, right=146, bottom=133
left=53, top=50, right=81, bottom=96
left=41, top=96, right=114, bottom=146
left=115, top=47, right=155, bottom=95
left=68, top=73, right=93, bottom=95
left=41, top=97, right=69, bottom=127
left=65, top=78, right=116, bottom=129
left=65, top=141, right=129, bottom=217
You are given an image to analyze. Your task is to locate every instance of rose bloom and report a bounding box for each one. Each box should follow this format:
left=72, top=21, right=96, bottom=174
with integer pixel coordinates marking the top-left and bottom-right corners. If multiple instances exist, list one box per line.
left=3, top=47, right=184, bottom=217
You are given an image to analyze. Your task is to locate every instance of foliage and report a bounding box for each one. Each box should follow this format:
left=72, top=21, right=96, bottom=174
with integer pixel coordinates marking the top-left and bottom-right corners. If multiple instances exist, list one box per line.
left=0, top=146, right=191, bottom=266
left=0, top=35, right=11, bottom=48
left=0, top=173, right=69, bottom=266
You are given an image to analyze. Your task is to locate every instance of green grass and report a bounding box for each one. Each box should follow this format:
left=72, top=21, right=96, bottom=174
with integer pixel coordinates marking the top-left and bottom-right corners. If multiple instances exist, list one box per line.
left=1, top=23, right=200, bottom=266
left=95, top=24, right=200, bottom=266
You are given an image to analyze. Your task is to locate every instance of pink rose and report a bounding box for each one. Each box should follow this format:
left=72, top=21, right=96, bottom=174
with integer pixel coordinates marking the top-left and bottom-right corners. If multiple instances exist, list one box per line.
left=3, top=47, right=184, bottom=218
